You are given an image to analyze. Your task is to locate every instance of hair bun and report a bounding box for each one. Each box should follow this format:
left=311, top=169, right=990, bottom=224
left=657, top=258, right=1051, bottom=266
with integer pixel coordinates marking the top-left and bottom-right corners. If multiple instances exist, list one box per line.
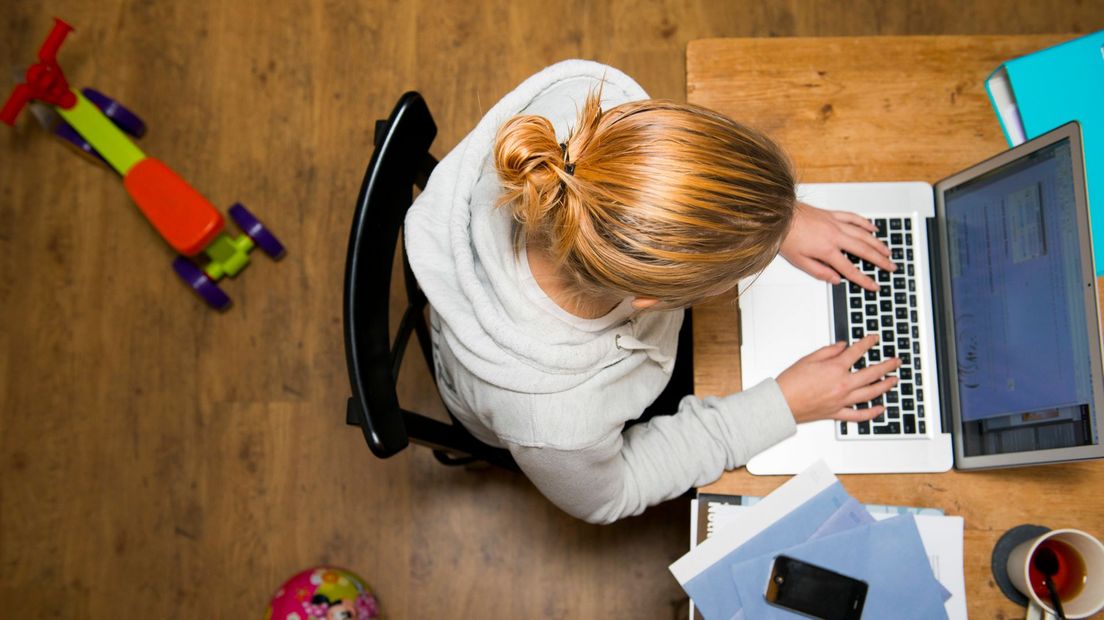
left=494, top=115, right=569, bottom=232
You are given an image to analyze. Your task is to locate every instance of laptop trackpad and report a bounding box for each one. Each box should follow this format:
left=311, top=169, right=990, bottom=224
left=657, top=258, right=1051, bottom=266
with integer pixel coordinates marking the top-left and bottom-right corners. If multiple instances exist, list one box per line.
left=740, top=261, right=833, bottom=388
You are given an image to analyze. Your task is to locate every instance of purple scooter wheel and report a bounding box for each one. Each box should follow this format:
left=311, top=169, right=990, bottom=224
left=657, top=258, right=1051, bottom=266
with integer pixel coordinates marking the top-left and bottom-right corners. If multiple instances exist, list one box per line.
left=52, top=120, right=108, bottom=164
left=81, top=88, right=147, bottom=138
left=172, top=257, right=231, bottom=311
left=228, top=203, right=286, bottom=259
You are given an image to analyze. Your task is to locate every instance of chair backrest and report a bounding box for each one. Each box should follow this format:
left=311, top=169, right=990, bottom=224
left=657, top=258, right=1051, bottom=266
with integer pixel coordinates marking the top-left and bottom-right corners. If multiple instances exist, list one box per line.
left=343, top=92, right=517, bottom=470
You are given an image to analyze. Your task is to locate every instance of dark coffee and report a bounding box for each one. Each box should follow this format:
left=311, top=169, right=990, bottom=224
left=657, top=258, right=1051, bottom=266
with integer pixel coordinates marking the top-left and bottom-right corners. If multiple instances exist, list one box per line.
left=1030, top=539, right=1088, bottom=601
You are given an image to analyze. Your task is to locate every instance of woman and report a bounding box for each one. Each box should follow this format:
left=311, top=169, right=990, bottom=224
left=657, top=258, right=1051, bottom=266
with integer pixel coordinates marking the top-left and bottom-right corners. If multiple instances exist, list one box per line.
left=405, top=60, right=898, bottom=523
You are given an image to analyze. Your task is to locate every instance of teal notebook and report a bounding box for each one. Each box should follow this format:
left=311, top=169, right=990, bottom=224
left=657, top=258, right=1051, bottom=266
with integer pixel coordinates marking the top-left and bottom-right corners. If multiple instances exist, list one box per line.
left=986, top=31, right=1104, bottom=274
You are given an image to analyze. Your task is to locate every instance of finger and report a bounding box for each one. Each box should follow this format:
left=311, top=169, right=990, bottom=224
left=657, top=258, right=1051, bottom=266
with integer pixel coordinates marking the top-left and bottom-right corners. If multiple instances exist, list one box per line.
left=831, top=210, right=877, bottom=233
left=849, top=357, right=901, bottom=387
left=825, top=252, right=878, bottom=291
left=847, top=376, right=899, bottom=404
left=793, top=255, right=842, bottom=285
left=844, top=227, right=894, bottom=261
left=841, top=232, right=895, bottom=268
left=839, top=245, right=895, bottom=281
left=838, top=334, right=879, bottom=367
left=830, top=405, right=885, bottom=422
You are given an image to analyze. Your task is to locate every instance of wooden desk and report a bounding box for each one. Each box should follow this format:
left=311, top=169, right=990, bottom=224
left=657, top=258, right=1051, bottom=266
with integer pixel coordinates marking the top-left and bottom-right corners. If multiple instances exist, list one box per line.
left=688, top=36, right=1104, bottom=618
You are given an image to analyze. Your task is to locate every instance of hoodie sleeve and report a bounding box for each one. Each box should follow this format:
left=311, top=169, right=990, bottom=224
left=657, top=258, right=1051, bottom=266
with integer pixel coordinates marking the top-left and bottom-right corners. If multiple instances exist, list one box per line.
left=507, top=379, right=796, bottom=524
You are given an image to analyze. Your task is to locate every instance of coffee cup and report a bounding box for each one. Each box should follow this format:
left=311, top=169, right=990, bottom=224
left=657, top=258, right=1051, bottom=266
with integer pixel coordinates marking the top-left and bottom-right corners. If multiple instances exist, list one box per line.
left=1006, top=528, right=1104, bottom=619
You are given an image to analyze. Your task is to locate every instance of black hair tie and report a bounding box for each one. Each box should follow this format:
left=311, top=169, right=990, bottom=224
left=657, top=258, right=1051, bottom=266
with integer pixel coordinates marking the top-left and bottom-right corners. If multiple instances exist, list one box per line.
left=559, top=142, right=575, bottom=176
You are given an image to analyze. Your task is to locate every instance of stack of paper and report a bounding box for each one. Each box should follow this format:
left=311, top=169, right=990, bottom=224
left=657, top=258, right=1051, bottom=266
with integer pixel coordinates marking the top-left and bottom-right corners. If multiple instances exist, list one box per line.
left=670, top=462, right=965, bottom=619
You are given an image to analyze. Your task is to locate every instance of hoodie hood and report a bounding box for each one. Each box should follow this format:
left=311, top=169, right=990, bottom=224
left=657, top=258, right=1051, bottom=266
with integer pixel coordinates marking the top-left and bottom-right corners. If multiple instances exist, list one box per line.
left=405, top=60, right=682, bottom=394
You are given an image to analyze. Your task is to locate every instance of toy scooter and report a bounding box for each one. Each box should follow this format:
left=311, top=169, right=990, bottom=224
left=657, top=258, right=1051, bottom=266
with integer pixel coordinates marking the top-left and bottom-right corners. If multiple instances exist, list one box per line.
left=2, top=18, right=284, bottom=310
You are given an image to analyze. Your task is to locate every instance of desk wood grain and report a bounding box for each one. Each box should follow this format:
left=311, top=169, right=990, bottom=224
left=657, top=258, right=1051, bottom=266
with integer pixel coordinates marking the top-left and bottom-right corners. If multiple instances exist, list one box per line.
left=688, top=36, right=1104, bottom=618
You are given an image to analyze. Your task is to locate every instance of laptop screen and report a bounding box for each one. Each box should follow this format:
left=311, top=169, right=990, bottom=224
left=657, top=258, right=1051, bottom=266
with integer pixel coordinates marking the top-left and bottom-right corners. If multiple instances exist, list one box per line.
left=943, top=138, right=1100, bottom=457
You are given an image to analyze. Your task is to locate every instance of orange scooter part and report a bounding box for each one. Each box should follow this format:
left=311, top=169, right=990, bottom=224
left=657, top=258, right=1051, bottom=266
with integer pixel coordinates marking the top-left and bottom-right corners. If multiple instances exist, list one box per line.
left=123, top=158, right=224, bottom=256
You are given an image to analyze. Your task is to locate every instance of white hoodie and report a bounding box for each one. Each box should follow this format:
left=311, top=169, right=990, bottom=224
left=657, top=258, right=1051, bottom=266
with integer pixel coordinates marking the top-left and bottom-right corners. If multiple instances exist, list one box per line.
left=404, top=60, right=796, bottom=524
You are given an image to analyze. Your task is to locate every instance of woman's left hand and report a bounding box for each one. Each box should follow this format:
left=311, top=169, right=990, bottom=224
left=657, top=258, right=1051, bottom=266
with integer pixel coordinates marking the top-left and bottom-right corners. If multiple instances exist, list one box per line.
left=779, top=202, right=895, bottom=291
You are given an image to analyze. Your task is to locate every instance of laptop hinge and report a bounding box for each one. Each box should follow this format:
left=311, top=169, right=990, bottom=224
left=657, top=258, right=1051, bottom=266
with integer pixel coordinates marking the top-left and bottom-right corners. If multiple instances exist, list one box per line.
left=926, top=216, right=954, bottom=435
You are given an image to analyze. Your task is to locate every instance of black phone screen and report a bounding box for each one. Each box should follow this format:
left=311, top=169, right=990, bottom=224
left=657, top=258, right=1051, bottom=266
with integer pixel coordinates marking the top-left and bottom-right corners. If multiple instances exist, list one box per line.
left=763, top=555, right=868, bottom=620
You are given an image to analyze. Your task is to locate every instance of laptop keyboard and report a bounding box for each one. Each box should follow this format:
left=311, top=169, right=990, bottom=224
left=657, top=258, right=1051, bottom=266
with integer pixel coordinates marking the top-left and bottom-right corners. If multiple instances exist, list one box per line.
left=832, top=216, right=928, bottom=440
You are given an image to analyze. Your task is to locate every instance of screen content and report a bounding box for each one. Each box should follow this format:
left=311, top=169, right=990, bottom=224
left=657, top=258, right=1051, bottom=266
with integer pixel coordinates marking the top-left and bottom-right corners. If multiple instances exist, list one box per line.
left=943, top=138, right=1098, bottom=457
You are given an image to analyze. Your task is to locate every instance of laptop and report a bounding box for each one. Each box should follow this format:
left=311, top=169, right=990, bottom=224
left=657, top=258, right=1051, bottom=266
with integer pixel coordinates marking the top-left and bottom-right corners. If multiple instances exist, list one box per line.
left=740, top=122, right=1104, bottom=474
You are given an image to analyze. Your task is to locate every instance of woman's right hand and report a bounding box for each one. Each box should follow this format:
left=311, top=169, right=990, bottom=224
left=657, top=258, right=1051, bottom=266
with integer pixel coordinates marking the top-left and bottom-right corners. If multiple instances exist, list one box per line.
left=775, top=334, right=900, bottom=424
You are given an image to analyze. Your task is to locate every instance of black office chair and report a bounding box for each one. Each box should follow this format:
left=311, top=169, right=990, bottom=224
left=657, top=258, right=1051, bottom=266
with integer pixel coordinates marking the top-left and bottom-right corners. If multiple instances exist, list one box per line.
left=343, top=92, right=696, bottom=472
left=343, top=91, right=519, bottom=471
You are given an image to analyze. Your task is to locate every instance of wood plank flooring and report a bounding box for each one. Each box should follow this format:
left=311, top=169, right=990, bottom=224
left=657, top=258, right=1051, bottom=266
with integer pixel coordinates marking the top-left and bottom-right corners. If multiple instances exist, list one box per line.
left=3, top=2, right=1102, bottom=617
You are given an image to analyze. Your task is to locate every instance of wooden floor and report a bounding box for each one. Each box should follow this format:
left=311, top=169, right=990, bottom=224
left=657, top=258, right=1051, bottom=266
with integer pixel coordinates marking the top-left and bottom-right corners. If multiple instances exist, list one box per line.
left=2, top=2, right=1102, bottom=617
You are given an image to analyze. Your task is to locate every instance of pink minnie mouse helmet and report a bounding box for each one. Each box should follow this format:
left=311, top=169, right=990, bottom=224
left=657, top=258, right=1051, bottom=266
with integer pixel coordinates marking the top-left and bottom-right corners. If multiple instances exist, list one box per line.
left=266, top=566, right=381, bottom=620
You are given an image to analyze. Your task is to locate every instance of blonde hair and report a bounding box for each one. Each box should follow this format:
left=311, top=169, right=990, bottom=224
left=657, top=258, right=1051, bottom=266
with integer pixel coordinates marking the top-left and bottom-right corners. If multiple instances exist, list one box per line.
left=494, top=92, right=796, bottom=307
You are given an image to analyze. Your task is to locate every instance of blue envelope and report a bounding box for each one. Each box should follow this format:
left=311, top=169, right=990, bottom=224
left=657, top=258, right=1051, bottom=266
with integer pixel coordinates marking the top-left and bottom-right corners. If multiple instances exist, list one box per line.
left=684, top=482, right=868, bottom=620
left=729, top=515, right=948, bottom=620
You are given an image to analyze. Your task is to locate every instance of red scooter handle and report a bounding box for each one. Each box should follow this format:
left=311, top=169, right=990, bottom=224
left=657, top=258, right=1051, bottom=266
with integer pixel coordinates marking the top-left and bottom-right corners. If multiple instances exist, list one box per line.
left=1, top=17, right=77, bottom=126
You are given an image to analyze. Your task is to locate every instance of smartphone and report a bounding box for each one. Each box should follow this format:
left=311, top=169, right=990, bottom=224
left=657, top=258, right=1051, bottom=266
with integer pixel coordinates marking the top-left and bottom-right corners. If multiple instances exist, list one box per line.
left=763, top=555, right=868, bottom=620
